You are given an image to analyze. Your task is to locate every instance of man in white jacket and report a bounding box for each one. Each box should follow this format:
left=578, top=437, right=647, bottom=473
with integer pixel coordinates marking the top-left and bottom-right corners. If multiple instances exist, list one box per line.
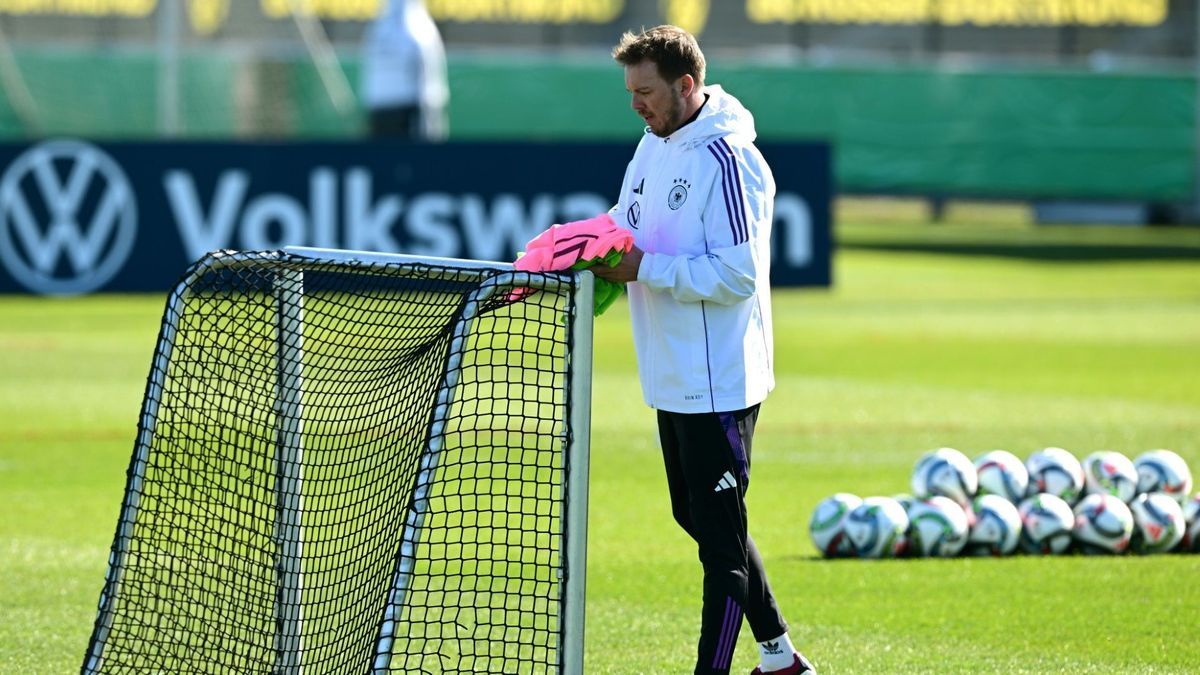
left=360, top=0, right=448, bottom=140
left=594, top=25, right=814, bottom=675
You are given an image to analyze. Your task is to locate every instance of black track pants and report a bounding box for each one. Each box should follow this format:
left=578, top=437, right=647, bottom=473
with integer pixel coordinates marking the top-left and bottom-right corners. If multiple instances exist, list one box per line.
left=657, top=405, right=788, bottom=675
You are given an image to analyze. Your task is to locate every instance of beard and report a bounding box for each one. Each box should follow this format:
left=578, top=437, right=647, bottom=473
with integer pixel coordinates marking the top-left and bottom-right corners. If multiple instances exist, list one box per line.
left=650, top=93, right=686, bottom=137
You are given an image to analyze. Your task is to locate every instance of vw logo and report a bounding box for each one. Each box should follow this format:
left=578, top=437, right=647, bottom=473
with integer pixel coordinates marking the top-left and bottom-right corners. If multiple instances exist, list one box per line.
left=0, top=139, right=137, bottom=295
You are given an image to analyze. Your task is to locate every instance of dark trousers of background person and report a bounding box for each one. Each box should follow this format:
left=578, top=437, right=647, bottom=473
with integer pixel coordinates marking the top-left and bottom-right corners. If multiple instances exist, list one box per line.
left=368, top=103, right=423, bottom=140
left=657, top=405, right=789, bottom=675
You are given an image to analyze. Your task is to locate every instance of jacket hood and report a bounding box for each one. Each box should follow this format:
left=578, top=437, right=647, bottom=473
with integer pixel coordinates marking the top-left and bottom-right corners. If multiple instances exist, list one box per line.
left=668, top=84, right=757, bottom=149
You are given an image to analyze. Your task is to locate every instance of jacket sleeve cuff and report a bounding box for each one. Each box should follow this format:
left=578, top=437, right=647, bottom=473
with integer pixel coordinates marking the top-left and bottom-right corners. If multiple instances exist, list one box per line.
left=636, top=250, right=654, bottom=284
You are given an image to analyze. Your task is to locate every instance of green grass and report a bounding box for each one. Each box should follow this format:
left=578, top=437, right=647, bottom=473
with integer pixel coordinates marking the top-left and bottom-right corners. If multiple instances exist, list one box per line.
left=3, top=209, right=1199, bottom=673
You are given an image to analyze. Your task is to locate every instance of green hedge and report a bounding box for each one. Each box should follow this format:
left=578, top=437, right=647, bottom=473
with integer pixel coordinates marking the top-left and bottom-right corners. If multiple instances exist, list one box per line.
left=0, top=47, right=1191, bottom=200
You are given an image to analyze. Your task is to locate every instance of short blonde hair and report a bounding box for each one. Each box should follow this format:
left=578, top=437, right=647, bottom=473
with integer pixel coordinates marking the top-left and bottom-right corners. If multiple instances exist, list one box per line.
left=612, top=25, right=706, bottom=86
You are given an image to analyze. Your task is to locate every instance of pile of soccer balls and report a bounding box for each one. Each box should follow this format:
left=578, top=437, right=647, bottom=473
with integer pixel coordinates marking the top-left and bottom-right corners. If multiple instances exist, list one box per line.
left=809, top=447, right=1200, bottom=558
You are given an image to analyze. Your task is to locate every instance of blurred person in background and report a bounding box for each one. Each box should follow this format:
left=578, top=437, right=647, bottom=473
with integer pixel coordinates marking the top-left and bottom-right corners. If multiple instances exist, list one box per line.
left=593, top=25, right=815, bottom=675
left=360, top=0, right=448, bottom=140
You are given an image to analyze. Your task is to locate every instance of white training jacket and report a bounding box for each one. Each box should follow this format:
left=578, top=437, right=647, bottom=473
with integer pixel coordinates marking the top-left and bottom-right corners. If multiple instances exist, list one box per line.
left=610, top=85, right=775, bottom=414
left=359, top=0, right=449, bottom=111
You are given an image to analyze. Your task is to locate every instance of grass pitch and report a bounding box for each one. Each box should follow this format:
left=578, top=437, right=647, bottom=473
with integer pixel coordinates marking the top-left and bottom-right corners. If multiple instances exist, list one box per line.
left=2, top=203, right=1198, bottom=673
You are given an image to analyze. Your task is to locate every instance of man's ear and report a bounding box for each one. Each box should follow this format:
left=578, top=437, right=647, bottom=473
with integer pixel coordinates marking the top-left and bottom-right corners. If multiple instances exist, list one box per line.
left=679, top=74, right=696, bottom=97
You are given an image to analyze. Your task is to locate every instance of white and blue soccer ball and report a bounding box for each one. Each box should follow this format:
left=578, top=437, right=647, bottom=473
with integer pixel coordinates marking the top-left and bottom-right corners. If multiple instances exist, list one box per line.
left=966, top=494, right=1022, bottom=556
left=906, top=496, right=971, bottom=558
left=1129, top=492, right=1186, bottom=555
left=911, top=447, right=978, bottom=509
left=1026, top=447, right=1085, bottom=505
left=1180, top=493, right=1200, bottom=553
left=1081, top=451, right=1139, bottom=504
left=843, top=496, right=910, bottom=559
left=1072, top=493, right=1134, bottom=555
left=1017, top=493, right=1075, bottom=555
left=809, top=493, right=862, bottom=558
left=1133, top=449, right=1194, bottom=504
left=974, top=450, right=1029, bottom=503
left=890, top=493, right=918, bottom=556
left=891, top=493, right=918, bottom=513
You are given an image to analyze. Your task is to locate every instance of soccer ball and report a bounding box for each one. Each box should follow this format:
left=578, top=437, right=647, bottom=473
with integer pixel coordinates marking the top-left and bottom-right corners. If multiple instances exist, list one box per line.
left=1017, top=493, right=1075, bottom=554
left=974, top=450, right=1029, bottom=503
left=891, top=493, right=917, bottom=513
left=911, top=447, right=978, bottom=509
left=843, top=496, right=909, bottom=559
left=1129, top=492, right=1186, bottom=554
left=1026, top=447, right=1085, bottom=505
left=1072, top=493, right=1134, bottom=555
left=906, top=496, right=971, bottom=557
left=1180, top=493, right=1200, bottom=553
left=1081, top=451, right=1139, bottom=503
left=1133, top=449, right=1194, bottom=503
left=966, top=494, right=1022, bottom=556
left=889, top=493, right=917, bottom=555
left=809, top=493, right=862, bottom=558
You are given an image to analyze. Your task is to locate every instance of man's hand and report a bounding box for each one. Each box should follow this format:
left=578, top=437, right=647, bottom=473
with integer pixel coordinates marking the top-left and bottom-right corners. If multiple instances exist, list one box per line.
left=591, top=246, right=644, bottom=283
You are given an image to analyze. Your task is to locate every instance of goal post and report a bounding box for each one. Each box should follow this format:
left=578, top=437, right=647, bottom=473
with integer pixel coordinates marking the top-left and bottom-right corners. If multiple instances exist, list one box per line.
left=82, top=248, right=593, bottom=673
left=273, top=263, right=304, bottom=672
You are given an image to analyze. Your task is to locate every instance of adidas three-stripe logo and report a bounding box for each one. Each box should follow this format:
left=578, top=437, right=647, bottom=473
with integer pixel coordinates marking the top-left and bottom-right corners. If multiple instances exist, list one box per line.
left=713, top=471, right=736, bottom=493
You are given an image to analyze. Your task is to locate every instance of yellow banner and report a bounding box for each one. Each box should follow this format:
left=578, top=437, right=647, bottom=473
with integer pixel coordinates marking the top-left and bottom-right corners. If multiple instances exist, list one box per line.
left=747, top=0, right=1168, bottom=27
left=426, top=0, right=623, bottom=23
left=0, top=0, right=624, bottom=23
left=661, top=0, right=709, bottom=36
left=259, top=0, right=379, bottom=21
left=257, top=0, right=624, bottom=23
left=0, top=0, right=155, bottom=16
left=186, top=0, right=227, bottom=35
left=0, top=0, right=1165, bottom=27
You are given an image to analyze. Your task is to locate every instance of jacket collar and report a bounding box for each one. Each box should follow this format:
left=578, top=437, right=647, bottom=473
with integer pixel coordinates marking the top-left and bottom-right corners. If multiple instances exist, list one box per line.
left=660, top=85, right=757, bottom=149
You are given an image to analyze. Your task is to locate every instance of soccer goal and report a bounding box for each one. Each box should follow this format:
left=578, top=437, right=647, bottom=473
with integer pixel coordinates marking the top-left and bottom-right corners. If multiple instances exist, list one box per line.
left=81, top=247, right=593, bottom=673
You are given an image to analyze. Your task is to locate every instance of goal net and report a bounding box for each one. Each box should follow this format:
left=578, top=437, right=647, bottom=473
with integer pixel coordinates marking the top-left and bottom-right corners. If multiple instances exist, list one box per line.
left=81, top=248, right=593, bottom=673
